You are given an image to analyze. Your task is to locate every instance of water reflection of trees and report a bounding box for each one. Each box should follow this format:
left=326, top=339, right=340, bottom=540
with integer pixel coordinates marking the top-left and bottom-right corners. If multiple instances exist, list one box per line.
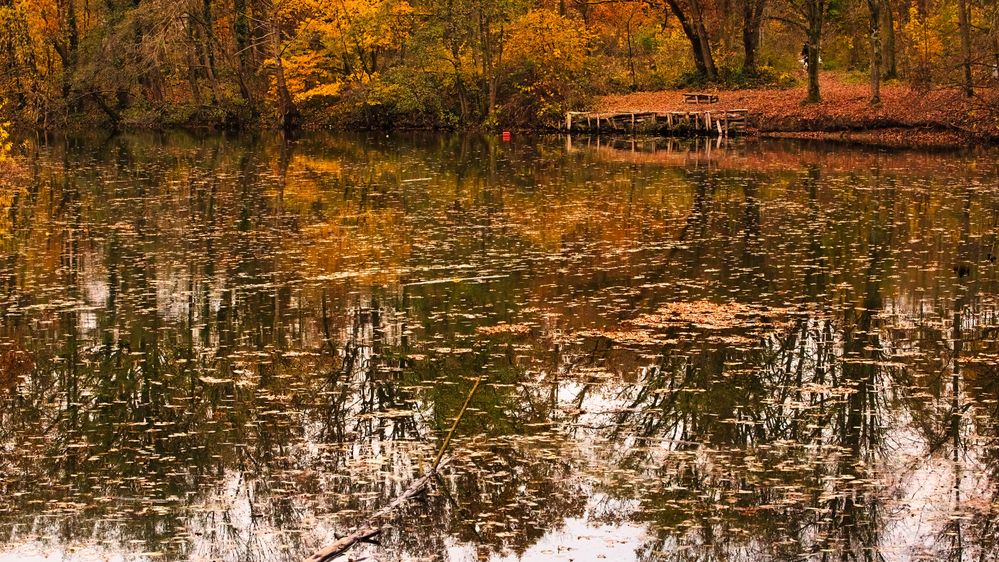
left=0, top=133, right=595, bottom=562
left=561, top=164, right=999, bottom=561
left=1, top=133, right=998, bottom=561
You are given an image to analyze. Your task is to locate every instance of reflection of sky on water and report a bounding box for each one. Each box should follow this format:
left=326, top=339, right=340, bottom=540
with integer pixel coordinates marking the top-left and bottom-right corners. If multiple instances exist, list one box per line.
left=489, top=519, right=645, bottom=561
left=0, top=548, right=129, bottom=562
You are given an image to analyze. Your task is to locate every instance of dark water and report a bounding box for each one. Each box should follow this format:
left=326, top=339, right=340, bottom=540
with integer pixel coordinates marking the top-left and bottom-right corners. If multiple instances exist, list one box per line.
left=1, top=132, right=998, bottom=562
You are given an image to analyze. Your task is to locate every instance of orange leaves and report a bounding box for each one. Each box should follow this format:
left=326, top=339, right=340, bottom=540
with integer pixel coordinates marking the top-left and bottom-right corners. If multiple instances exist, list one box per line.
left=587, top=0, right=657, bottom=42
left=596, top=74, right=999, bottom=143
left=476, top=323, right=533, bottom=337
left=14, top=0, right=60, bottom=39
left=627, top=300, right=757, bottom=331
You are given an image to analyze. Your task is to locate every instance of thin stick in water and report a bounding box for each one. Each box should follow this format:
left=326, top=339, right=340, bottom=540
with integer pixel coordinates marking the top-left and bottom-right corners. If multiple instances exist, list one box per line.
left=305, top=374, right=485, bottom=562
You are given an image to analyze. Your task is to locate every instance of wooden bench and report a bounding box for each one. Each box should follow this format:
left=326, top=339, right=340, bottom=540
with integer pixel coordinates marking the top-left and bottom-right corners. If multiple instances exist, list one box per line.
left=683, top=92, right=719, bottom=104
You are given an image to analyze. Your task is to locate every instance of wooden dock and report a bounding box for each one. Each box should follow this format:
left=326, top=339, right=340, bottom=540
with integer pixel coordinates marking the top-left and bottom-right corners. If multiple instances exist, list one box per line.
left=565, top=109, right=749, bottom=137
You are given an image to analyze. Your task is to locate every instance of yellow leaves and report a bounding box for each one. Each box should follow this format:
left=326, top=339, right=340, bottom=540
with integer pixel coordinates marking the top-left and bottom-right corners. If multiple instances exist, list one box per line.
left=282, top=51, right=345, bottom=104
left=296, top=0, right=413, bottom=55
left=588, top=1, right=656, bottom=40
left=282, top=50, right=343, bottom=102
left=297, top=82, right=343, bottom=102
left=506, top=9, right=590, bottom=75
left=0, top=103, right=24, bottom=241
left=0, top=104, right=11, bottom=160
left=389, top=1, right=414, bottom=17
left=503, top=9, right=592, bottom=123
left=15, top=0, right=59, bottom=38
left=902, top=6, right=945, bottom=68
left=364, top=78, right=404, bottom=106
left=276, top=0, right=414, bottom=111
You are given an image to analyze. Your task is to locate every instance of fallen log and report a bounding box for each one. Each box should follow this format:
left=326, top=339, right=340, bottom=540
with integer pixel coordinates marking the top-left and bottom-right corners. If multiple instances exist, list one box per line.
left=305, top=375, right=484, bottom=562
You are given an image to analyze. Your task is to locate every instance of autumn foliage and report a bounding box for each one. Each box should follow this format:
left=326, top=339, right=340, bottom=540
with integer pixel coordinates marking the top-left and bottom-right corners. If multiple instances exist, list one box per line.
left=0, top=0, right=995, bottom=130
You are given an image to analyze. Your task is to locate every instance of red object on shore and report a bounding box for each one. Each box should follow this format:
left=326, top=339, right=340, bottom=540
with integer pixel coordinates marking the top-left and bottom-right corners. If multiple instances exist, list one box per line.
left=502, top=131, right=511, bottom=141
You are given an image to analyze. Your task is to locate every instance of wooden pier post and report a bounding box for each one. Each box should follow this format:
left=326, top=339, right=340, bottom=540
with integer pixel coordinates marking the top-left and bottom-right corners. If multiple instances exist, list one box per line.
left=564, top=108, right=747, bottom=138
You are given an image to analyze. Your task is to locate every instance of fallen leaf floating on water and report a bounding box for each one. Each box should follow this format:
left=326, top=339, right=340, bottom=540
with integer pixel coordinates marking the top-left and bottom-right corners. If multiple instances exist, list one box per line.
left=627, top=300, right=790, bottom=331
left=476, top=323, right=533, bottom=336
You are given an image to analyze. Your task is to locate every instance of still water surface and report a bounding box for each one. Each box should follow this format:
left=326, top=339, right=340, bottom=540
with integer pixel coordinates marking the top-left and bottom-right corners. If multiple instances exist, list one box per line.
left=1, top=133, right=999, bottom=561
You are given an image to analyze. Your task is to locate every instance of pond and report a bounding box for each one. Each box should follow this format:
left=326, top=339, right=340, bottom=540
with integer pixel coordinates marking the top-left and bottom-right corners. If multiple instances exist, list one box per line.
left=1, top=132, right=998, bottom=562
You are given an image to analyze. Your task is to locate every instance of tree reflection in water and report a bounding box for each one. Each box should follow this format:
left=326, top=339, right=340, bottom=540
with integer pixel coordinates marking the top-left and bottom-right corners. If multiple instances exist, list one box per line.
left=0, top=132, right=998, bottom=561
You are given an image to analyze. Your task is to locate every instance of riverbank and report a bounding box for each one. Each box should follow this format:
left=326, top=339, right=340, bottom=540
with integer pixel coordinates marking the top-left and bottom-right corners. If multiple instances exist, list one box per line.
left=597, top=76, right=999, bottom=148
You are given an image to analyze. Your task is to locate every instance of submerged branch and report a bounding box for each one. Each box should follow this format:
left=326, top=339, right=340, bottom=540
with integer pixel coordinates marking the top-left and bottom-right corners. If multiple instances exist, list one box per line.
left=305, top=374, right=485, bottom=562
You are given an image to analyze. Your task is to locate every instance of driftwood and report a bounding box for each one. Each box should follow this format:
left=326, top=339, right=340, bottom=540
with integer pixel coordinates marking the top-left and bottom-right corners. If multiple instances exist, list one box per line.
left=304, top=461, right=447, bottom=562
left=305, top=375, right=484, bottom=562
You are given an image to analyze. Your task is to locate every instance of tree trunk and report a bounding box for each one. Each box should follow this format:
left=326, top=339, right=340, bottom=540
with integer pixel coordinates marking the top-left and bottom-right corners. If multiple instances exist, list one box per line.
left=194, top=0, right=219, bottom=101
left=64, top=0, right=81, bottom=113
left=576, top=0, right=590, bottom=24
left=234, top=0, right=251, bottom=68
left=187, top=58, right=203, bottom=105
left=741, top=0, right=766, bottom=75
left=184, top=16, right=203, bottom=104
left=882, top=0, right=897, bottom=79
left=804, top=0, right=825, bottom=103
left=866, top=0, right=881, bottom=104
left=193, top=25, right=219, bottom=102
left=957, top=0, right=973, bottom=96
left=691, top=1, right=718, bottom=80
left=663, top=0, right=717, bottom=80
left=90, top=91, right=122, bottom=131
left=994, top=35, right=999, bottom=83
left=202, top=0, right=218, bottom=80
left=806, top=40, right=820, bottom=102
left=457, top=74, right=469, bottom=123
left=696, top=31, right=717, bottom=80
left=627, top=12, right=638, bottom=90
left=271, top=15, right=299, bottom=130
left=478, top=7, right=500, bottom=124
left=232, top=0, right=258, bottom=115
left=686, top=28, right=709, bottom=77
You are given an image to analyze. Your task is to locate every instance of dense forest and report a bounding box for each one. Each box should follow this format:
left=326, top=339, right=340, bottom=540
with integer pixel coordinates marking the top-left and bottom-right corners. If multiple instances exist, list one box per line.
left=0, top=0, right=996, bottom=131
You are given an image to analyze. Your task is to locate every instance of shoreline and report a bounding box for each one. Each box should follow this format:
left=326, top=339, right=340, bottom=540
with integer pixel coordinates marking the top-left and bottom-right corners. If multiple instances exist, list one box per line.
left=756, top=128, right=976, bottom=150
left=597, top=76, right=998, bottom=149
left=10, top=116, right=996, bottom=152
